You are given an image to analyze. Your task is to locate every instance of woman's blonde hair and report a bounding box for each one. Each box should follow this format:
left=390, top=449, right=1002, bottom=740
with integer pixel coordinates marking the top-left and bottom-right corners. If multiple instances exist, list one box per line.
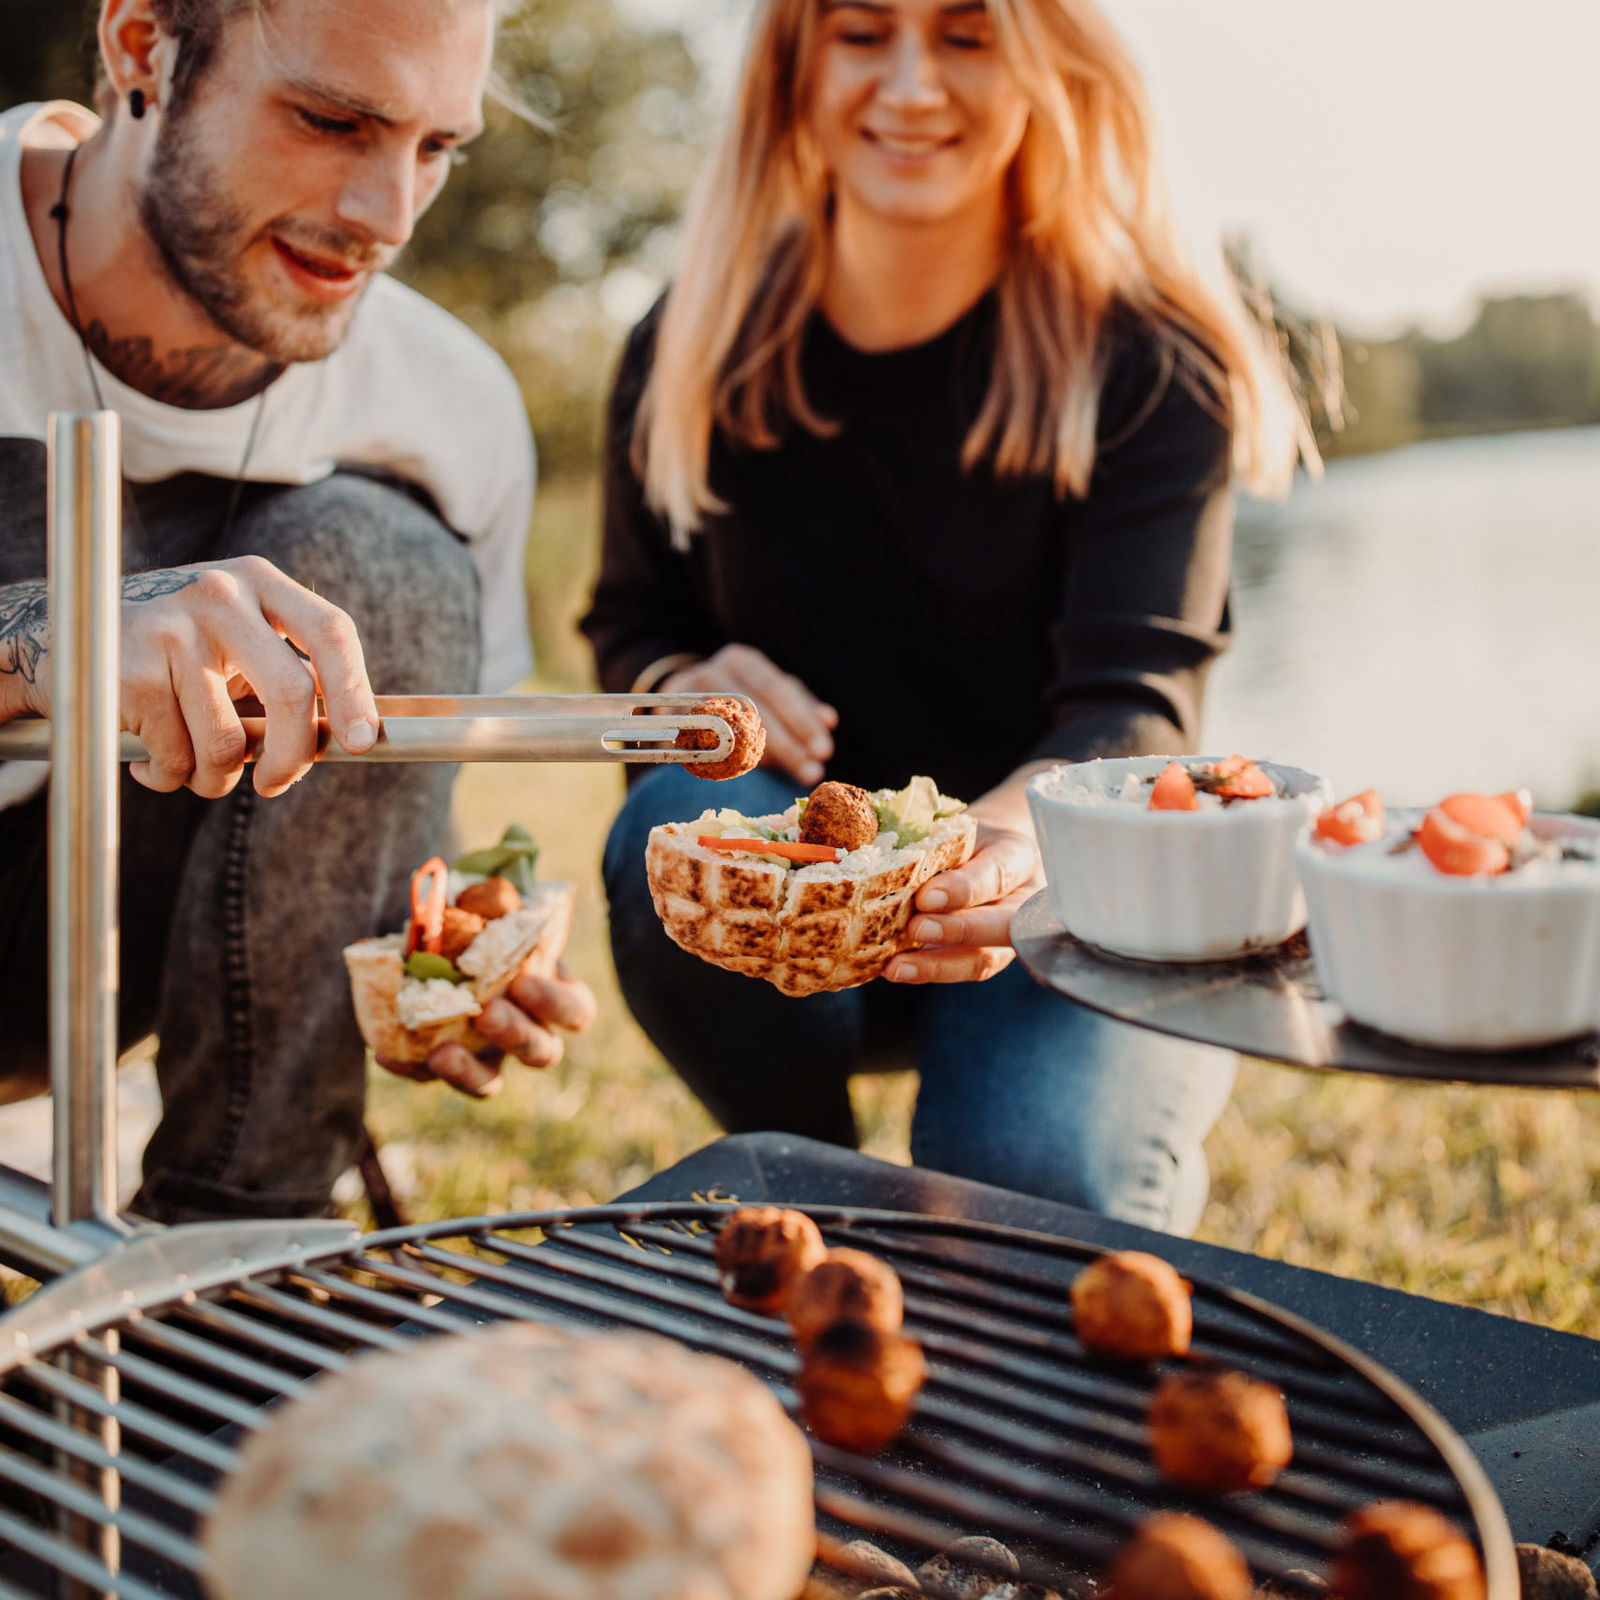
left=635, top=0, right=1312, bottom=546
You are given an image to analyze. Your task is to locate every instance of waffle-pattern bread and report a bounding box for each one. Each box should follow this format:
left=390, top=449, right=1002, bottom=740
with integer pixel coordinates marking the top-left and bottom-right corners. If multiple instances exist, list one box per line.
left=203, top=1322, right=816, bottom=1600
left=646, top=810, right=976, bottom=997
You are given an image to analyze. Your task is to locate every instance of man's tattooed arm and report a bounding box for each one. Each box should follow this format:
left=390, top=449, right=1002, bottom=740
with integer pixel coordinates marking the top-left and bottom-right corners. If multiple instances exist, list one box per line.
left=0, top=569, right=202, bottom=712
left=122, top=570, right=200, bottom=604
left=0, top=579, right=47, bottom=689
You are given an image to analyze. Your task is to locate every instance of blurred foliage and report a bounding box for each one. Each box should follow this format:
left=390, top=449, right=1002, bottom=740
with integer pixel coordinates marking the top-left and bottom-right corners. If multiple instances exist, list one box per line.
left=397, top=0, right=704, bottom=472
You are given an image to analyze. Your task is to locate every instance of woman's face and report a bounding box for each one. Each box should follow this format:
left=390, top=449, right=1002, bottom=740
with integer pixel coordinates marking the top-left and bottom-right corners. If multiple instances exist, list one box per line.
left=807, top=0, right=1029, bottom=231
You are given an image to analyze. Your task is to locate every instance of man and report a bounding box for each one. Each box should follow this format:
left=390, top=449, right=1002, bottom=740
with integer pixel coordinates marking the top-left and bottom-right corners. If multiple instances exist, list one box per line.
left=0, top=0, right=596, bottom=1224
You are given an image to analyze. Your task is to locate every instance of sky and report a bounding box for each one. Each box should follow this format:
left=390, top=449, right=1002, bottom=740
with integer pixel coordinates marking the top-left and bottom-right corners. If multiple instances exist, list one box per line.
left=641, top=0, right=1600, bottom=336
left=1112, top=0, right=1600, bottom=335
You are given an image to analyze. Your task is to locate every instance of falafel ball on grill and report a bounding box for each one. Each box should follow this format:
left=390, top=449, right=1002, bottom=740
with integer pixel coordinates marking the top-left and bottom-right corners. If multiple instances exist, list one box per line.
left=1071, top=1250, right=1193, bottom=1362
left=796, top=1320, right=925, bottom=1454
left=678, top=696, right=766, bottom=781
left=1108, top=1514, right=1252, bottom=1600
left=1148, top=1368, right=1292, bottom=1493
left=1332, top=1503, right=1485, bottom=1600
left=786, top=1249, right=904, bottom=1352
left=713, top=1206, right=828, bottom=1314
left=801, top=782, right=880, bottom=853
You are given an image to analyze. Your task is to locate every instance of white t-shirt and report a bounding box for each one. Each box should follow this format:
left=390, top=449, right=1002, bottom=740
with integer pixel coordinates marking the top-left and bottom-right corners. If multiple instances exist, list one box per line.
left=0, top=101, right=535, bottom=809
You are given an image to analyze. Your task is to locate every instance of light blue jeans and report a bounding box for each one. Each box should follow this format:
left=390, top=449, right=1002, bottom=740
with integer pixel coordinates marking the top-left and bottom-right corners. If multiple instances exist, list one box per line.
left=604, top=766, right=1237, bottom=1234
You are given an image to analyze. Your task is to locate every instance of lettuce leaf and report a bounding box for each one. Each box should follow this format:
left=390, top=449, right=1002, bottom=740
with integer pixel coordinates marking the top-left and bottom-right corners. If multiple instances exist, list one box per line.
left=870, top=776, right=941, bottom=846
left=404, top=952, right=467, bottom=984
left=453, top=823, right=539, bottom=894
left=692, top=808, right=783, bottom=842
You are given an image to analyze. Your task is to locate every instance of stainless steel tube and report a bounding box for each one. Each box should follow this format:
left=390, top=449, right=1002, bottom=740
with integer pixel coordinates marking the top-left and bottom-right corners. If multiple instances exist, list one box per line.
left=47, top=413, right=123, bottom=1233
left=46, top=413, right=126, bottom=1599
left=0, top=708, right=740, bottom=766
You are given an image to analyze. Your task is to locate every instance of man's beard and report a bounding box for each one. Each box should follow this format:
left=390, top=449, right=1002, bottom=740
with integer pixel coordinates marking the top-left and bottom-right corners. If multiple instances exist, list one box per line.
left=137, top=105, right=388, bottom=365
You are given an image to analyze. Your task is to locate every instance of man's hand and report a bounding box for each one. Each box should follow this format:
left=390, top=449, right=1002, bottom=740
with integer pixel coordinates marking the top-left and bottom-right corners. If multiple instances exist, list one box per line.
left=884, top=812, right=1046, bottom=987
left=377, top=962, right=598, bottom=1098
left=662, top=645, right=837, bottom=785
left=2, top=558, right=380, bottom=799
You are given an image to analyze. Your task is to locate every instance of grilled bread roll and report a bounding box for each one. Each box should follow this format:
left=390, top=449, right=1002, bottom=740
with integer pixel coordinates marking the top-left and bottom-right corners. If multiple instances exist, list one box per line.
left=204, top=1322, right=815, bottom=1600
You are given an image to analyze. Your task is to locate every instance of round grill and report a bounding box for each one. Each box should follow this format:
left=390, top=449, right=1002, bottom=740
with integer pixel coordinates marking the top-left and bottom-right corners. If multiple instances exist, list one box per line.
left=0, top=1201, right=1515, bottom=1598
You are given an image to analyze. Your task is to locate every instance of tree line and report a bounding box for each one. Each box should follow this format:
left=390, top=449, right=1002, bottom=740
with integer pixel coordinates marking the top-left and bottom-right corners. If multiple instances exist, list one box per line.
left=1331, top=291, right=1600, bottom=458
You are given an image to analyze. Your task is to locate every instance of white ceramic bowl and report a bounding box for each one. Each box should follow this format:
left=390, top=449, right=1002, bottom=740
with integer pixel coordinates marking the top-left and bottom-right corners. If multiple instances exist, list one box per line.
left=1296, top=811, right=1600, bottom=1050
left=1026, top=756, right=1329, bottom=962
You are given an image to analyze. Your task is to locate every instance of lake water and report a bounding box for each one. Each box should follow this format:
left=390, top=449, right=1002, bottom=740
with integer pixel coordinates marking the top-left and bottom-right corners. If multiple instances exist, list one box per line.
left=1207, top=425, right=1600, bottom=809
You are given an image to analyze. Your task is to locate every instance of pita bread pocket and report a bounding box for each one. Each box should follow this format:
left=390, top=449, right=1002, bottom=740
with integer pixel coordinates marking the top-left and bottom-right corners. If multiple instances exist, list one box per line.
left=344, top=825, right=574, bottom=1065
left=646, top=777, right=976, bottom=997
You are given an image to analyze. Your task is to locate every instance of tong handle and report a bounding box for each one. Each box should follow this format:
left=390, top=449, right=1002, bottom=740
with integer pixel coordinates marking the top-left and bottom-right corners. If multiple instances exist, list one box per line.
left=0, top=696, right=752, bottom=766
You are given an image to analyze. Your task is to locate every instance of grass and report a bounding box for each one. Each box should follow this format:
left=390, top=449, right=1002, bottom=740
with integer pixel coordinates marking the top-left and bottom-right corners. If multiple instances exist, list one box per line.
left=357, top=475, right=1600, bottom=1339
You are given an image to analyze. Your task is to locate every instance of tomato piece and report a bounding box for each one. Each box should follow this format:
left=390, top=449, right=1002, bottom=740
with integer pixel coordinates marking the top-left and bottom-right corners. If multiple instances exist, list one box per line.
left=1417, top=809, right=1510, bottom=876
left=1313, top=789, right=1384, bottom=847
left=1212, top=757, right=1275, bottom=800
left=696, top=837, right=844, bottom=863
left=1438, top=792, right=1525, bottom=845
left=1148, top=762, right=1200, bottom=812
left=1497, top=789, right=1534, bottom=828
left=406, top=857, right=451, bottom=956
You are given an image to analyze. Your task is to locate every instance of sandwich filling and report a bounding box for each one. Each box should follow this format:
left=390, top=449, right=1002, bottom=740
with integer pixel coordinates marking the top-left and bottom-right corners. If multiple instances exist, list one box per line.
left=392, top=826, right=545, bottom=1027
left=692, top=776, right=966, bottom=872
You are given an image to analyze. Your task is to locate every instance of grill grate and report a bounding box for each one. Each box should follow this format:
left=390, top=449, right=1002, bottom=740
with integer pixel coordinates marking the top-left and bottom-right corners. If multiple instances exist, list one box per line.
left=0, top=1201, right=1515, bottom=1598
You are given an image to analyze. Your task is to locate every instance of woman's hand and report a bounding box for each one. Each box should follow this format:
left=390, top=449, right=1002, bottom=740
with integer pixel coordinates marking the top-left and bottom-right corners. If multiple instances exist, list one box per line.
left=884, top=766, right=1052, bottom=985
left=376, top=961, right=598, bottom=1098
left=662, top=645, right=837, bottom=785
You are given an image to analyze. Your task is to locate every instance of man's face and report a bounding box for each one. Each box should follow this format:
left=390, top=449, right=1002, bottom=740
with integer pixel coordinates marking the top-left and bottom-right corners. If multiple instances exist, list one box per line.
left=139, top=0, right=492, bottom=363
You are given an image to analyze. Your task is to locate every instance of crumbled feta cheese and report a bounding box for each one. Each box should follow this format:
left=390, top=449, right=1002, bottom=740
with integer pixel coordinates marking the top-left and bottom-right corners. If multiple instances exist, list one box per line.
left=397, top=978, right=481, bottom=1030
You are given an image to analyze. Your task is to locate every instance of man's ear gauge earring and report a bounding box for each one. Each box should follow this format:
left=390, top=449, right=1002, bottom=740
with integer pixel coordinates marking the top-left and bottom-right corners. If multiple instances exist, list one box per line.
left=129, top=88, right=147, bottom=120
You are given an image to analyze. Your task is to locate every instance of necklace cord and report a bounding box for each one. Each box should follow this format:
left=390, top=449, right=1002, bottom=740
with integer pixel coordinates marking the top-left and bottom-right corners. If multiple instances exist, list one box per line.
left=54, top=144, right=107, bottom=415
left=50, top=140, right=270, bottom=561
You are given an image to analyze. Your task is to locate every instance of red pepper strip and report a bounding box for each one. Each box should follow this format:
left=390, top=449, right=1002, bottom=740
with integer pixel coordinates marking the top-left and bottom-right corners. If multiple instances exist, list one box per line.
left=697, top=836, right=844, bottom=864
left=406, top=856, right=450, bottom=955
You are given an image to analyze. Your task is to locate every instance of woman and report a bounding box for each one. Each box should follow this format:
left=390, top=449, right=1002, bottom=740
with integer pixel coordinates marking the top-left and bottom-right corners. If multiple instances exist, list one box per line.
left=582, top=0, right=1307, bottom=1232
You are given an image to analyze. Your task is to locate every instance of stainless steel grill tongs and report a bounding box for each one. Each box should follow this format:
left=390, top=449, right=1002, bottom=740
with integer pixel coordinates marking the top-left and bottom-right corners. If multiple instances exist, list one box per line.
left=0, top=693, right=749, bottom=766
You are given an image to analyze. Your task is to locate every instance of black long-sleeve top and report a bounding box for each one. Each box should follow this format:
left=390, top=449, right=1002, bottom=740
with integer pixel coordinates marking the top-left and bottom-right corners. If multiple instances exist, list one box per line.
left=581, top=293, right=1234, bottom=802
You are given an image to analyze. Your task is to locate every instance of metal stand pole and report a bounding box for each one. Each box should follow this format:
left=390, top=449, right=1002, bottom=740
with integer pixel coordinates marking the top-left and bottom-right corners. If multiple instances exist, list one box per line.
left=48, top=413, right=123, bottom=1234
left=46, top=412, right=125, bottom=1598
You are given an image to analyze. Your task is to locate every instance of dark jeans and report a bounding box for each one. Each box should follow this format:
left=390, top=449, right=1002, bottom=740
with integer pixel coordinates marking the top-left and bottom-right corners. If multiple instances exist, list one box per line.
left=0, top=471, right=481, bottom=1222
left=605, top=765, right=1238, bottom=1233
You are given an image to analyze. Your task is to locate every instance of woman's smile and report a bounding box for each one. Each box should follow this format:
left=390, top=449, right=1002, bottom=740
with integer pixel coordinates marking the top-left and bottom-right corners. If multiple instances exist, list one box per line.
left=862, top=129, right=958, bottom=157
